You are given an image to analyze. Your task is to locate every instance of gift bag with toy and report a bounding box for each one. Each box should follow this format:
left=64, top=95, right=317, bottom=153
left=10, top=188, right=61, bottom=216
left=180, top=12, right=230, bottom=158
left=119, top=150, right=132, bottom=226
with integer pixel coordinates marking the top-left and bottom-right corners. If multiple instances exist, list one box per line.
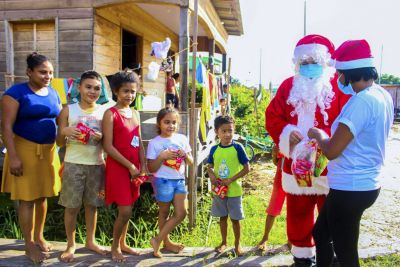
left=291, top=139, right=318, bottom=187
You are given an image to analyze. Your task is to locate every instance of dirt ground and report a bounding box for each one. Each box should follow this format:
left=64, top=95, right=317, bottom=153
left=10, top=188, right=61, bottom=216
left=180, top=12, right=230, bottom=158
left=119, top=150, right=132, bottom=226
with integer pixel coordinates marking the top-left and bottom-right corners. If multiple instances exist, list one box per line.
left=359, top=124, right=400, bottom=256
left=244, top=125, right=400, bottom=257
left=243, top=158, right=277, bottom=194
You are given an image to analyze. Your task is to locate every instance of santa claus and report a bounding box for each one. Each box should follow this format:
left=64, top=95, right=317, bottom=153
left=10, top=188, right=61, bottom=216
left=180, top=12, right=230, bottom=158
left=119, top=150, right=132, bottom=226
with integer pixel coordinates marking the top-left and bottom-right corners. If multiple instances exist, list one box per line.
left=265, top=34, right=350, bottom=267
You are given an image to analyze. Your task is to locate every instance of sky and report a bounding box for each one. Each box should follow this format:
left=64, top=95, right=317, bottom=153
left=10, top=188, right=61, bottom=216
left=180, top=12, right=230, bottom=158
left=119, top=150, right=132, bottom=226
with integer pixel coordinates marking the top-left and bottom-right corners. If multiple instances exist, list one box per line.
left=226, top=0, right=400, bottom=87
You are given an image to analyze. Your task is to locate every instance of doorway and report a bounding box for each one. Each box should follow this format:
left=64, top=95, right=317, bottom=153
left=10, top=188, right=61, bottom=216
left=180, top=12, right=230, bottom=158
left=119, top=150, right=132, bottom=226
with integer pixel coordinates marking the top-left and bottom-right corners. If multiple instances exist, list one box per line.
left=122, top=29, right=141, bottom=75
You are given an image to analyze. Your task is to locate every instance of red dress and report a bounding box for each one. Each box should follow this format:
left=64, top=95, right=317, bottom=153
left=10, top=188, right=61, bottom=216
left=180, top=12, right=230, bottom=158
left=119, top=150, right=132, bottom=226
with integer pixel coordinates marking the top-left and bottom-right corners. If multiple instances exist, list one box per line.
left=105, top=107, right=141, bottom=206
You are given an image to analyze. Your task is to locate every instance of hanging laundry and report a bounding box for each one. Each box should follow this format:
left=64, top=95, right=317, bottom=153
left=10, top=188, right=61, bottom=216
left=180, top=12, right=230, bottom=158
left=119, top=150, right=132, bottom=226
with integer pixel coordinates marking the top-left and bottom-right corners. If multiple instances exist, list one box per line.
left=50, top=78, right=69, bottom=104
left=159, top=57, right=174, bottom=72
left=203, top=65, right=209, bottom=92
left=208, top=73, right=214, bottom=106
left=150, top=37, right=171, bottom=59
left=147, top=62, right=161, bottom=81
left=196, top=60, right=204, bottom=84
left=134, top=93, right=144, bottom=110
left=212, top=75, right=219, bottom=109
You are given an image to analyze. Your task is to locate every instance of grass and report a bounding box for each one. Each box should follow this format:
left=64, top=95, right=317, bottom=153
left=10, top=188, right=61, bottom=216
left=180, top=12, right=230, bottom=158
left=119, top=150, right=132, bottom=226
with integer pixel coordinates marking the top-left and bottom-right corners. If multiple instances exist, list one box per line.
left=361, top=254, right=400, bottom=266
left=0, top=167, right=398, bottom=266
left=0, top=186, right=286, bottom=249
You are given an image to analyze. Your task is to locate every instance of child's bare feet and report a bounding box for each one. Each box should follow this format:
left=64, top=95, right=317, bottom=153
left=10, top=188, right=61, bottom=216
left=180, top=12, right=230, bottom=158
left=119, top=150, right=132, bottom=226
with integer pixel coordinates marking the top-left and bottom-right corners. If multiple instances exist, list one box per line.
left=150, top=238, right=162, bottom=258
left=120, top=243, right=140, bottom=256
left=111, top=248, right=125, bottom=262
left=164, top=240, right=185, bottom=253
left=60, top=245, right=76, bottom=263
left=214, top=243, right=227, bottom=254
left=257, top=238, right=268, bottom=251
left=35, top=238, right=52, bottom=252
left=26, top=242, right=48, bottom=263
left=287, top=241, right=292, bottom=250
left=234, top=246, right=244, bottom=257
left=85, top=242, right=109, bottom=255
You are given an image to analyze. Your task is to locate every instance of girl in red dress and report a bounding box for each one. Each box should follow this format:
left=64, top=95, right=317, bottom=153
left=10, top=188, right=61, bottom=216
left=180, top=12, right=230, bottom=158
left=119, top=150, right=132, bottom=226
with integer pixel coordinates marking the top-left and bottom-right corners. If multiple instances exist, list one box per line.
left=102, top=71, right=146, bottom=262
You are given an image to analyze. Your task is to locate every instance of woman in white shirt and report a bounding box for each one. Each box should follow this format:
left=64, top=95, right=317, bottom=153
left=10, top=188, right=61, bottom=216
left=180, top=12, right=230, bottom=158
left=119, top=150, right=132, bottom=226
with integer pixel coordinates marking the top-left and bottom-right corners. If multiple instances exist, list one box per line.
left=308, top=40, right=394, bottom=267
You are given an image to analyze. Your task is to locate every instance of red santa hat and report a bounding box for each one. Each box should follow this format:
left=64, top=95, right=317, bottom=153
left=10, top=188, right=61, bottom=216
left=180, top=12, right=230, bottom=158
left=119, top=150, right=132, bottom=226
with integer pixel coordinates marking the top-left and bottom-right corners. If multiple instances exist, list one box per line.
left=333, top=39, right=375, bottom=70
left=293, top=34, right=335, bottom=65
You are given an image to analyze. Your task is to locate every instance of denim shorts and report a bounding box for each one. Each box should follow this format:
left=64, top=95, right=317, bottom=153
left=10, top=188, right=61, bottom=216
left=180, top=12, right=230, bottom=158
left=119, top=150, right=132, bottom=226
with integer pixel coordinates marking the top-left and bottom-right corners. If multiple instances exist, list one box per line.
left=153, top=177, right=187, bottom=202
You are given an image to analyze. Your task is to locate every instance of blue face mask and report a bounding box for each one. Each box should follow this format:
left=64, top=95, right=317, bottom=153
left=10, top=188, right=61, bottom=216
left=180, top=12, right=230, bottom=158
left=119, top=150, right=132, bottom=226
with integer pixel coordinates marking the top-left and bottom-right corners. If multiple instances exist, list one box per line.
left=337, top=75, right=355, bottom=95
left=299, top=64, right=323, bottom=78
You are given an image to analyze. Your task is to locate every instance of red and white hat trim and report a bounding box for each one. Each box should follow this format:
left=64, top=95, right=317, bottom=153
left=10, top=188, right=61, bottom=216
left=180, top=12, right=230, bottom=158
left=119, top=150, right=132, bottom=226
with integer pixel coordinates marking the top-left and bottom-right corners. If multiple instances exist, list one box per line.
left=333, top=39, right=375, bottom=70
left=335, top=57, right=375, bottom=70
left=292, top=35, right=335, bottom=66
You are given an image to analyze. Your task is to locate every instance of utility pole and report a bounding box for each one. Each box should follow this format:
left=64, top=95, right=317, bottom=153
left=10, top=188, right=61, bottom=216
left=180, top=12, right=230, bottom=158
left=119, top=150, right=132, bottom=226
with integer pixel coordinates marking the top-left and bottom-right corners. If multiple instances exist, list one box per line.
left=255, top=48, right=262, bottom=136
left=304, top=0, right=307, bottom=36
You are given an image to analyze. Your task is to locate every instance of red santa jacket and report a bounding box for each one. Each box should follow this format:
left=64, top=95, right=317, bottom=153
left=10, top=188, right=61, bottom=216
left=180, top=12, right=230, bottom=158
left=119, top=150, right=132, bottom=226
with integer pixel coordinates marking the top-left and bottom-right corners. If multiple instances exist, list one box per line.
left=265, top=75, right=350, bottom=195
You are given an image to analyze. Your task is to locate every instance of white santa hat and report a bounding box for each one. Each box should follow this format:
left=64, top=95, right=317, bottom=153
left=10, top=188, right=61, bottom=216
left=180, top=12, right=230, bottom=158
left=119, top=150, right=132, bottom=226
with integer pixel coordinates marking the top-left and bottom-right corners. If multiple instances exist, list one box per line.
left=333, top=39, right=375, bottom=70
left=292, top=34, right=335, bottom=66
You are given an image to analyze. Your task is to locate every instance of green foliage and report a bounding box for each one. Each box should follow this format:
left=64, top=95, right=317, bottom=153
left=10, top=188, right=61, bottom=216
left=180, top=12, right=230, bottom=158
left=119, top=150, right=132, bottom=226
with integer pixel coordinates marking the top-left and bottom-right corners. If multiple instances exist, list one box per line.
left=361, top=254, right=400, bottom=266
left=188, top=81, right=203, bottom=103
left=230, top=84, right=271, bottom=137
left=380, top=73, right=400, bottom=84
left=0, top=190, right=286, bottom=248
left=230, top=77, right=242, bottom=87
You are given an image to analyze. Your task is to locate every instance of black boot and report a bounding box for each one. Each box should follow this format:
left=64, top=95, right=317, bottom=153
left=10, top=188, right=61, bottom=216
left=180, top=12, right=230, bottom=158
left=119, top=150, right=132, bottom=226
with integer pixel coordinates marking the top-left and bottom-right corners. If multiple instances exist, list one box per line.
left=332, top=256, right=341, bottom=267
left=291, top=256, right=316, bottom=267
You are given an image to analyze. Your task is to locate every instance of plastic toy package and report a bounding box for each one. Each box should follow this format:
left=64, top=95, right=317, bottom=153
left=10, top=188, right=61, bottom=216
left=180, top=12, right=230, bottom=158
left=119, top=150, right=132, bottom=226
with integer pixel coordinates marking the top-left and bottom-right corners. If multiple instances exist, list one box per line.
left=212, top=178, right=228, bottom=199
left=291, top=139, right=318, bottom=187
left=131, top=174, right=151, bottom=187
left=163, top=156, right=184, bottom=171
left=75, top=122, right=95, bottom=144
left=314, top=148, right=329, bottom=177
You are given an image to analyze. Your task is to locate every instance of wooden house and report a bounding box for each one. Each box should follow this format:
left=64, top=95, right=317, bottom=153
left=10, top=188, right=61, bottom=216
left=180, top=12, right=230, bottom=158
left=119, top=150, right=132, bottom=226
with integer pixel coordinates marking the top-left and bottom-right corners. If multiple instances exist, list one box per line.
left=0, top=0, right=243, bottom=108
left=381, top=84, right=400, bottom=121
left=0, top=0, right=244, bottom=225
left=381, top=84, right=400, bottom=111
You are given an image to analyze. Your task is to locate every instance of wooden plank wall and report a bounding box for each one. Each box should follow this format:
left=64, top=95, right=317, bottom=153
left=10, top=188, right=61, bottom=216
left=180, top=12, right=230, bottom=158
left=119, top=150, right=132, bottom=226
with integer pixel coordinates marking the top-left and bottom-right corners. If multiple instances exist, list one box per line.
left=93, top=15, right=121, bottom=77
left=95, top=3, right=179, bottom=104
left=12, top=21, right=56, bottom=84
left=58, top=17, right=93, bottom=79
left=0, top=2, right=94, bottom=90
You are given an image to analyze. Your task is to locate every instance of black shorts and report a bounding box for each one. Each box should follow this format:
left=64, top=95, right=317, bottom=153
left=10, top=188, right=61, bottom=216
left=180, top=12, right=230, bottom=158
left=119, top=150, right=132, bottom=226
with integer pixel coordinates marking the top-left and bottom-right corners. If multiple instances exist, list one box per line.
left=166, top=93, right=179, bottom=109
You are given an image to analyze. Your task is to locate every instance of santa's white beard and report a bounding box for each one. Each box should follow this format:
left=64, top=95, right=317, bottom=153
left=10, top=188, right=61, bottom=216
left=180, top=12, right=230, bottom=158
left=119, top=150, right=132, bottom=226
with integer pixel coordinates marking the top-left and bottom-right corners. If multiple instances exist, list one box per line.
left=287, top=71, right=335, bottom=136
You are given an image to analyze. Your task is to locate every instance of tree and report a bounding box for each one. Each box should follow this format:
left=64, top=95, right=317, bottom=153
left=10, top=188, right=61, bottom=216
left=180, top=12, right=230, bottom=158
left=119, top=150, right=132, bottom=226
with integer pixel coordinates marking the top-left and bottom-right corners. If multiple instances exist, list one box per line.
left=230, top=77, right=241, bottom=87
left=380, top=74, right=400, bottom=84
left=230, top=84, right=271, bottom=137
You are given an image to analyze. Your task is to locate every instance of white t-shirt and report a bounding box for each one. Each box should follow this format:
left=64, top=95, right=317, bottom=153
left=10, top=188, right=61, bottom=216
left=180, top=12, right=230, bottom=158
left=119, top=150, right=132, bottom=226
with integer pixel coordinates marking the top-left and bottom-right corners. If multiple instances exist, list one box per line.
left=146, top=133, right=192, bottom=179
left=328, top=83, right=394, bottom=191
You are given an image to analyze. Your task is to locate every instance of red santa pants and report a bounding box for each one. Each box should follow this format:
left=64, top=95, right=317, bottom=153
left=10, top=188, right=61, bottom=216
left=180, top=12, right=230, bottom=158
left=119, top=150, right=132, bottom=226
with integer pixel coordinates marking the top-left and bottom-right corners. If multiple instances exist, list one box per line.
left=286, top=193, right=326, bottom=257
left=266, top=159, right=286, bottom=216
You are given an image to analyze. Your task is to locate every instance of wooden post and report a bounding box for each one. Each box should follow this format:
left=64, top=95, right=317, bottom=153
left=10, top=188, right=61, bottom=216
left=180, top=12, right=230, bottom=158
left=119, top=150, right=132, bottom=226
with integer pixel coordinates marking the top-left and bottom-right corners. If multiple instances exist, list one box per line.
left=4, top=21, right=14, bottom=79
left=55, top=17, right=59, bottom=77
left=5, top=75, right=14, bottom=90
left=188, top=0, right=199, bottom=229
left=226, top=57, right=231, bottom=112
left=179, top=5, right=190, bottom=111
left=222, top=53, right=227, bottom=73
left=208, top=38, right=215, bottom=73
